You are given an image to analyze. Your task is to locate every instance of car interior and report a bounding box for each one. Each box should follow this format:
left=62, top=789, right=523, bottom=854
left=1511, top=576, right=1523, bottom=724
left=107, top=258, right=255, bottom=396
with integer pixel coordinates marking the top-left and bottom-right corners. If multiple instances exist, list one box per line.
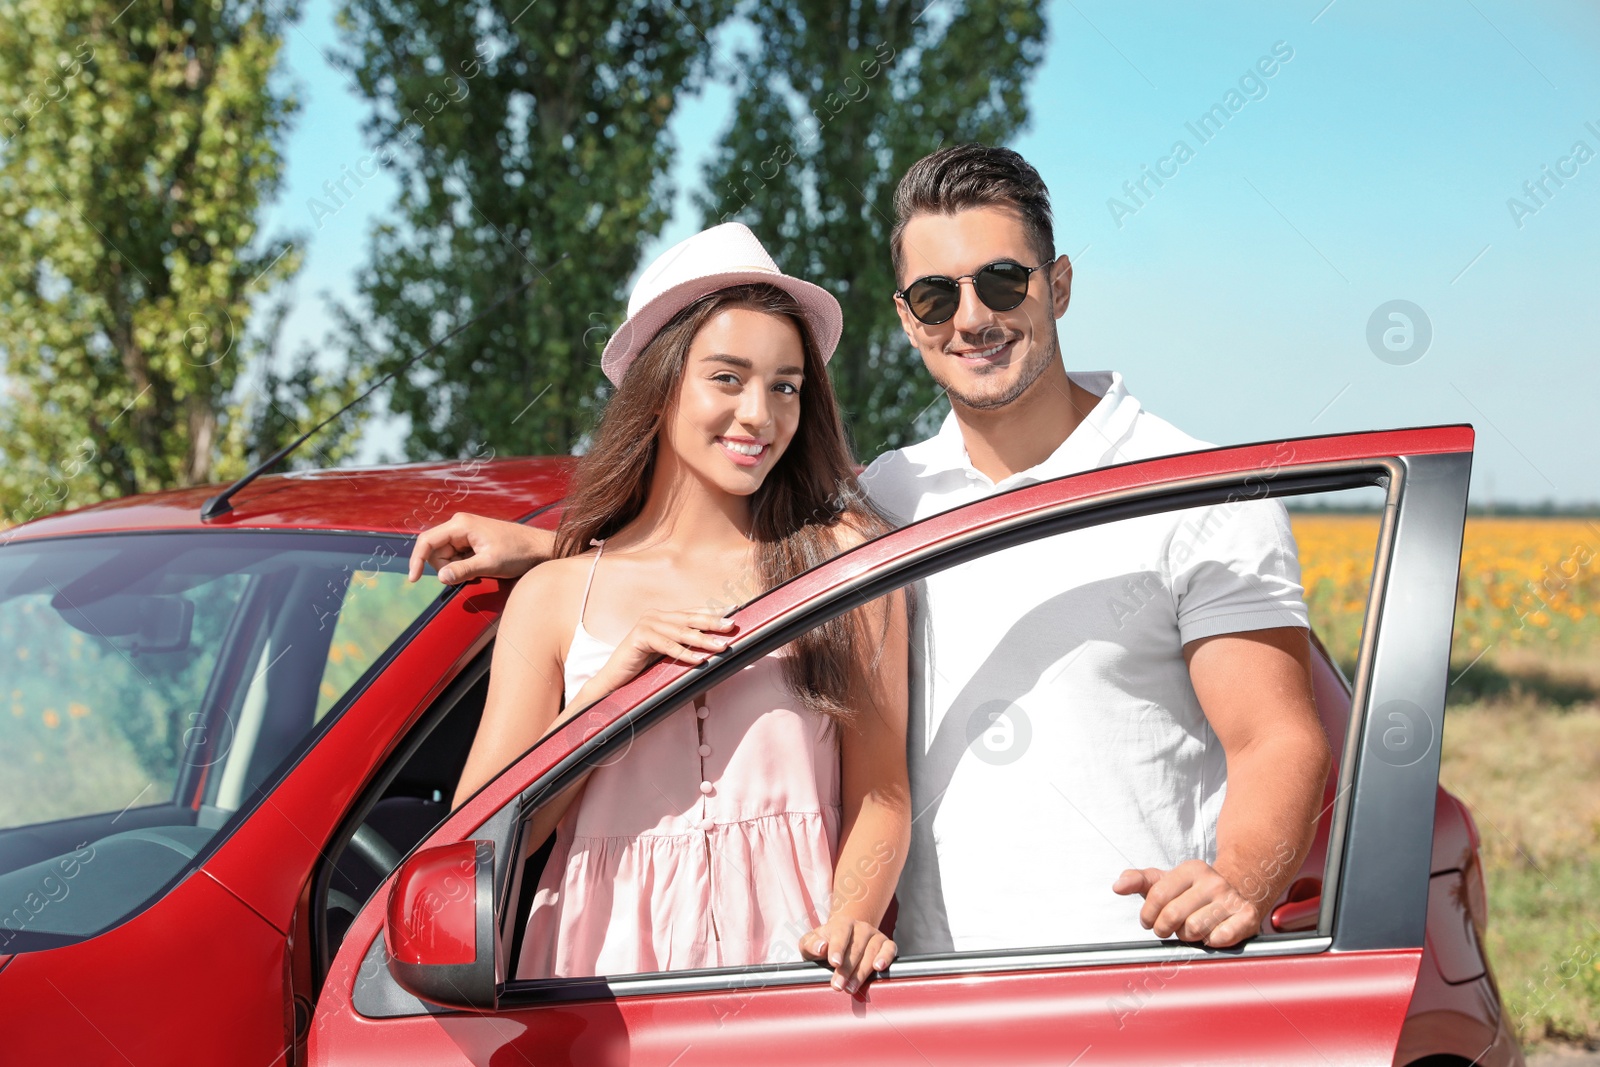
left=0, top=537, right=402, bottom=953
left=314, top=647, right=561, bottom=984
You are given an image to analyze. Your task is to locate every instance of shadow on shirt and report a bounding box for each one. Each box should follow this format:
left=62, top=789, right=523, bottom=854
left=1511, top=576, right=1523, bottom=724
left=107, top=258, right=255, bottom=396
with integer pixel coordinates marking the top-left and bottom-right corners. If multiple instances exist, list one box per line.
left=900, top=569, right=1201, bottom=954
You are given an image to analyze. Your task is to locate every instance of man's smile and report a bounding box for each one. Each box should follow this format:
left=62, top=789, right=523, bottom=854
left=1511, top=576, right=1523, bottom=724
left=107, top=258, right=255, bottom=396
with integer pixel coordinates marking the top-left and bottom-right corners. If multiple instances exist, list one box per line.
left=948, top=337, right=1018, bottom=366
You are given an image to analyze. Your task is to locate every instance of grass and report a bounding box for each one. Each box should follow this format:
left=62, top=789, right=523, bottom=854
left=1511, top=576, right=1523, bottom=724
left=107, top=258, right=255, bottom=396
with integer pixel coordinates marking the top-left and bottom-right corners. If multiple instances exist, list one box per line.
left=1440, top=653, right=1600, bottom=1048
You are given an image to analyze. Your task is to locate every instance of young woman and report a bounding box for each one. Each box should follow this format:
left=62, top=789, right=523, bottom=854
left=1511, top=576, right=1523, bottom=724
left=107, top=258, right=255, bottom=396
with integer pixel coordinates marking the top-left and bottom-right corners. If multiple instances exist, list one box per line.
left=451, top=224, right=910, bottom=995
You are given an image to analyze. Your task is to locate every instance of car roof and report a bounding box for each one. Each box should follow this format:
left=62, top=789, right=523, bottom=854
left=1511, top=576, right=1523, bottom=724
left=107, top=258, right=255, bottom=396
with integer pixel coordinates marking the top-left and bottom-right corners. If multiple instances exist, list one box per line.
left=2, top=457, right=576, bottom=542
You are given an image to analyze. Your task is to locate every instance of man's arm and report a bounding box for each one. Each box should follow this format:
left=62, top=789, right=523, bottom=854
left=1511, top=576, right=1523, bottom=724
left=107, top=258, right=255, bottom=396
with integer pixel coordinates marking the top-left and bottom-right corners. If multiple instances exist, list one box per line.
left=1113, top=625, right=1331, bottom=947
left=407, top=513, right=555, bottom=585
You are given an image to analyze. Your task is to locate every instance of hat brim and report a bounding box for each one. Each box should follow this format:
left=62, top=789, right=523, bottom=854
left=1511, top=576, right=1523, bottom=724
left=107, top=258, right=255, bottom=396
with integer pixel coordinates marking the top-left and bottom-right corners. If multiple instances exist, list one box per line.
left=600, top=271, right=843, bottom=387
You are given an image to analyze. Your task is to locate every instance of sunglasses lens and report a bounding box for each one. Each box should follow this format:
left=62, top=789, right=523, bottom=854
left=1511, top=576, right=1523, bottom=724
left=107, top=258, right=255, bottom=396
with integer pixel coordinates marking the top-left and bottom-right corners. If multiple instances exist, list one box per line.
left=903, top=263, right=1034, bottom=324
left=906, top=278, right=959, bottom=324
left=974, top=262, right=1032, bottom=311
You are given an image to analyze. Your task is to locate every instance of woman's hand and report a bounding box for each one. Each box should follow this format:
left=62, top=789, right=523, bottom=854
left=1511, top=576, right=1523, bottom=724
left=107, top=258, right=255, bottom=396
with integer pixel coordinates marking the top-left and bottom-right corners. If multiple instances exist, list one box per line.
left=799, top=918, right=896, bottom=994
left=575, top=609, right=737, bottom=705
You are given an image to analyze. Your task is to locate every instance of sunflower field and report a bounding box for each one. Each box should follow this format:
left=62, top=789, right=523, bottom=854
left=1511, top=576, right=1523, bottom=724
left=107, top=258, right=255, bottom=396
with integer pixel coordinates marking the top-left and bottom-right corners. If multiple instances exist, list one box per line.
left=1291, top=514, right=1600, bottom=673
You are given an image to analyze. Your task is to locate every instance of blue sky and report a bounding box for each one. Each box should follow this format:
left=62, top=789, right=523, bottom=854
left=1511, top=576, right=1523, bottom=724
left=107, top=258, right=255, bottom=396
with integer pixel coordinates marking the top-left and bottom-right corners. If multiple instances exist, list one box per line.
left=262, top=0, right=1600, bottom=505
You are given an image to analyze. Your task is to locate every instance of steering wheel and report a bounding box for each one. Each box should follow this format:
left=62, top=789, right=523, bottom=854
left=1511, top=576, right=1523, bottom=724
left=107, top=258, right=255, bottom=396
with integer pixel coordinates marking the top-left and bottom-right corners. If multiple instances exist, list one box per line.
left=347, top=823, right=402, bottom=875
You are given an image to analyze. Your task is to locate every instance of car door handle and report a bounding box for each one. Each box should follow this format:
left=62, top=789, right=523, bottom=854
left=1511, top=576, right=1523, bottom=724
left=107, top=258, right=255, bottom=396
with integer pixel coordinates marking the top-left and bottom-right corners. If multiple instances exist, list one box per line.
left=1269, top=878, right=1322, bottom=933
left=1269, top=896, right=1320, bottom=932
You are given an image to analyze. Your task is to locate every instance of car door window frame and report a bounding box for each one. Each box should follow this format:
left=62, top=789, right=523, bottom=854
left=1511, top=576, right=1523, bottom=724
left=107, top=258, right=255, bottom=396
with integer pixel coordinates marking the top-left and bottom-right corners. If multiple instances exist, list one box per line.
left=348, top=435, right=1470, bottom=1017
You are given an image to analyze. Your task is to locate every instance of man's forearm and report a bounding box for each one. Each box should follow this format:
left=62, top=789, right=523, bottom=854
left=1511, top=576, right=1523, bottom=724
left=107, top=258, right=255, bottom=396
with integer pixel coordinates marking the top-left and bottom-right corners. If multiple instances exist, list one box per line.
left=411, top=514, right=559, bottom=584
left=1212, top=730, right=1331, bottom=912
left=445, top=521, right=552, bottom=581
left=519, top=525, right=557, bottom=567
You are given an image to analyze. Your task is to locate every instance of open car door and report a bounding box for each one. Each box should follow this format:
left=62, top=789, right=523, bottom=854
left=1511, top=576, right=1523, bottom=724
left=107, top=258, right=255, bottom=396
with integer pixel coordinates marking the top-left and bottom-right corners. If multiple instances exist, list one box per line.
left=311, top=426, right=1472, bottom=1067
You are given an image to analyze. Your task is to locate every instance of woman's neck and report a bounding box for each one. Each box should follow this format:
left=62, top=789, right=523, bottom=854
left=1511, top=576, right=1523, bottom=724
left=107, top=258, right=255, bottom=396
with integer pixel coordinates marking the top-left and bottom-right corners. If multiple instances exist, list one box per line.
left=621, top=450, right=756, bottom=555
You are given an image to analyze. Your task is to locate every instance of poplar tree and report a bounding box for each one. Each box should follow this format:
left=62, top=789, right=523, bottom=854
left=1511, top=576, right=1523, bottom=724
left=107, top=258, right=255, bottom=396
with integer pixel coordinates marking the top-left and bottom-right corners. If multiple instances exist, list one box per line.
left=0, top=0, right=337, bottom=525
left=697, top=1, right=1048, bottom=456
left=333, top=0, right=737, bottom=458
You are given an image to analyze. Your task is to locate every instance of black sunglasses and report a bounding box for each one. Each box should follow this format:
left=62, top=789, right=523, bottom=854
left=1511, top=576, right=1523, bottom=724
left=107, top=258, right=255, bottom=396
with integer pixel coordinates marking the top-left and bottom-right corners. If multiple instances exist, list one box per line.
left=895, top=260, right=1045, bottom=326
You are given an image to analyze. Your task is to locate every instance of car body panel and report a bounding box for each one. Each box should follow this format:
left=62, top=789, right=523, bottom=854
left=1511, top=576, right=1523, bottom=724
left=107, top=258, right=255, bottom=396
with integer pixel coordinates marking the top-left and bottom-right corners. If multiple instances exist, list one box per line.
left=315, top=951, right=1422, bottom=1066
left=1397, top=787, right=1521, bottom=1066
left=0, top=865, right=286, bottom=1064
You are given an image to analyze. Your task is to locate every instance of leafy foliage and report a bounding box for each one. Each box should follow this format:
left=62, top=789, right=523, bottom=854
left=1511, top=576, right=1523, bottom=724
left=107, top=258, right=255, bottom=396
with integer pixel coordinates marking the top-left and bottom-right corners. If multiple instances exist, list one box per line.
left=0, top=0, right=345, bottom=525
left=696, top=0, right=1048, bottom=457
left=332, top=0, right=738, bottom=459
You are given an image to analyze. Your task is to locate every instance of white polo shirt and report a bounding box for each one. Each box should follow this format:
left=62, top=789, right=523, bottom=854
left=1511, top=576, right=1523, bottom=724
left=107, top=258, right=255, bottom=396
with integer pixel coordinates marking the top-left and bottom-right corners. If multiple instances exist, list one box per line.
left=859, top=371, right=1309, bottom=953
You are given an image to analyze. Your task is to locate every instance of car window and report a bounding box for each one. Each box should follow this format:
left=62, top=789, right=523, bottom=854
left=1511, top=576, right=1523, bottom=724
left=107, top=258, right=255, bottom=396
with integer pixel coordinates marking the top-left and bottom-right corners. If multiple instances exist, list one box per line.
left=481, top=480, right=1387, bottom=992
left=901, top=483, right=1383, bottom=960
left=0, top=531, right=441, bottom=953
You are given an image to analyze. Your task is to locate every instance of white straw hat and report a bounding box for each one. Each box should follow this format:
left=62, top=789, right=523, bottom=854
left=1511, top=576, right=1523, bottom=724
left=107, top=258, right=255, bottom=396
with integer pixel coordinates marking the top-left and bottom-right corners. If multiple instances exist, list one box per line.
left=600, top=223, right=843, bottom=387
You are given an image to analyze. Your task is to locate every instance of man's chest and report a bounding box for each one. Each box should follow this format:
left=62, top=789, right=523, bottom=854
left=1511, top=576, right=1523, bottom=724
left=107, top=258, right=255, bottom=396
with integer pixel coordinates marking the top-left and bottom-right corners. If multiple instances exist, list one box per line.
left=909, top=514, right=1209, bottom=744
left=917, top=513, right=1183, bottom=654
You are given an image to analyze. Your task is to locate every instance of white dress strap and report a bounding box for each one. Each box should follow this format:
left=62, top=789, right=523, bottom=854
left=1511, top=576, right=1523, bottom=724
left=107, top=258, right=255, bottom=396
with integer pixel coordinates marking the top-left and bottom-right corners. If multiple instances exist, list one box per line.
left=577, top=538, right=605, bottom=631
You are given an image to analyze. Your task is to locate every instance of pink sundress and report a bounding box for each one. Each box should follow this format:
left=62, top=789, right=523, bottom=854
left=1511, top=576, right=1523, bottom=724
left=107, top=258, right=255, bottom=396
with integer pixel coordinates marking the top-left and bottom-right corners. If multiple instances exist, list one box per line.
left=515, top=541, right=842, bottom=978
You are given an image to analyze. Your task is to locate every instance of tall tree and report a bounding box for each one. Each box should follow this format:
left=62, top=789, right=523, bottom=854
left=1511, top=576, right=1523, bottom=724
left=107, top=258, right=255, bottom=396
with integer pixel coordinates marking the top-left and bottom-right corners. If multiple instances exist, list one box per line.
left=0, top=0, right=324, bottom=525
left=333, top=0, right=737, bottom=459
left=696, top=1, right=1048, bottom=458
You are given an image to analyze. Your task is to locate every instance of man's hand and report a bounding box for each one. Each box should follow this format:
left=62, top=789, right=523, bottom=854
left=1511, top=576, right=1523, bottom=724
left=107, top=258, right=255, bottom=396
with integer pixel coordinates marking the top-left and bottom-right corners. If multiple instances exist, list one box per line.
left=1113, top=860, right=1262, bottom=947
left=1107, top=630, right=1326, bottom=952
left=407, top=513, right=554, bottom=585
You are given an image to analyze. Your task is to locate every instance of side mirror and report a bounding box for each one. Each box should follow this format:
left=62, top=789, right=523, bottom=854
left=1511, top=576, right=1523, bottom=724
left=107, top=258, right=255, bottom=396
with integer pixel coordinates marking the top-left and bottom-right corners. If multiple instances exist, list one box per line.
left=384, top=840, right=498, bottom=1010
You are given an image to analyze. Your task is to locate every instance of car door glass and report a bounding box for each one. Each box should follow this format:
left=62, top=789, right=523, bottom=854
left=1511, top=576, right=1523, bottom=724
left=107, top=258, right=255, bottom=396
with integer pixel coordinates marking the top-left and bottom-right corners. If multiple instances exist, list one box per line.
left=0, top=565, right=250, bottom=831
left=896, top=484, right=1382, bottom=958
left=503, top=640, right=885, bottom=983
left=481, top=481, right=1387, bottom=990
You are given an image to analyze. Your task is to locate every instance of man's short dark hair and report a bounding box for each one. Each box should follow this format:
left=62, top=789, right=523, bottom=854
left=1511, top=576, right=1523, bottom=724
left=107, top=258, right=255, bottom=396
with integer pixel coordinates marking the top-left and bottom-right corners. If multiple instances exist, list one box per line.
left=891, top=144, right=1056, bottom=283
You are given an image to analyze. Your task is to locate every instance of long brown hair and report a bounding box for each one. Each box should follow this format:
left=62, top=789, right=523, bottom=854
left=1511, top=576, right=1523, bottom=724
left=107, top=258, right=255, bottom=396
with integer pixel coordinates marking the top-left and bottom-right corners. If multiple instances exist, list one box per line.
left=554, top=283, right=890, bottom=717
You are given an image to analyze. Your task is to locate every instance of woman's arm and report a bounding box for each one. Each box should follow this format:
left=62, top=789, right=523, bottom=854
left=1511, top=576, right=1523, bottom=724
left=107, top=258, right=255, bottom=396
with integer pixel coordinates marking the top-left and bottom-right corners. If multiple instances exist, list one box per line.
left=453, top=559, right=736, bottom=809
left=450, top=566, right=569, bottom=809
left=800, top=582, right=911, bottom=993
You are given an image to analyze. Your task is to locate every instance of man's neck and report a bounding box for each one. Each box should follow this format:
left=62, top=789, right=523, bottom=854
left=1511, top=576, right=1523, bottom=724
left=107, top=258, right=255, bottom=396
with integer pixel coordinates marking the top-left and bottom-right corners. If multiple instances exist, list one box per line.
left=954, top=364, right=1101, bottom=483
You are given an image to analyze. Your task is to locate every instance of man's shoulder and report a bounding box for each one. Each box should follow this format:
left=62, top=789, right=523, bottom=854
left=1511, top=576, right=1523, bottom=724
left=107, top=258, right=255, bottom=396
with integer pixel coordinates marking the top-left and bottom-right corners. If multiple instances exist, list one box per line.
left=1121, top=406, right=1214, bottom=462
left=858, top=432, right=957, bottom=525
left=860, top=432, right=946, bottom=481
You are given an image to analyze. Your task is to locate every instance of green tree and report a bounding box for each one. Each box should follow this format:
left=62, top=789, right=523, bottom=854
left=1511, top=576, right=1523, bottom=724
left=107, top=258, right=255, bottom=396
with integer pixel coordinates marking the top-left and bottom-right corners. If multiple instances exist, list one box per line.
left=333, top=0, right=737, bottom=459
left=0, top=0, right=333, bottom=525
left=696, top=1, right=1048, bottom=457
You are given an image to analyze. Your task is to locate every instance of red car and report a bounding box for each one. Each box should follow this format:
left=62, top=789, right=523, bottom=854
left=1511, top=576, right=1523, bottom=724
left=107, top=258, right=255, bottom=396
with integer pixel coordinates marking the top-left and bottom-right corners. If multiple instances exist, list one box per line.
left=0, top=426, right=1520, bottom=1066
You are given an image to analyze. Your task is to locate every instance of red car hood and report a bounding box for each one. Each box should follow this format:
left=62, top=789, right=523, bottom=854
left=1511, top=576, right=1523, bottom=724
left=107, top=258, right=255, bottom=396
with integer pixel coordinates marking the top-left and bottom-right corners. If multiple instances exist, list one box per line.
left=3, top=457, right=575, bottom=541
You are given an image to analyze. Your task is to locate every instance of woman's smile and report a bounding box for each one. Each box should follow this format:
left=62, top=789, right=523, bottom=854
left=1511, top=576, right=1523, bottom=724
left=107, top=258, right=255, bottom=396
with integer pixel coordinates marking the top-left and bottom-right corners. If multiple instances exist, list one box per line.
left=716, top=435, right=770, bottom=467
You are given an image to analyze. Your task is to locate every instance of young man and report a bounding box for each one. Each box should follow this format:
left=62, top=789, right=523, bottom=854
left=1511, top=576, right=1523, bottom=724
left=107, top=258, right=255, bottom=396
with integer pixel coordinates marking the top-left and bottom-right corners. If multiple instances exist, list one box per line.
left=409, top=144, right=1330, bottom=954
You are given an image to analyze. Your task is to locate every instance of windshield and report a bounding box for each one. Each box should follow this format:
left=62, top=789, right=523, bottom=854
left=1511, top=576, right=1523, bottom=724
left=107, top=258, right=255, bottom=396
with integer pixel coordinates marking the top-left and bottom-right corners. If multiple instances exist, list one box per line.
left=0, top=530, right=441, bottom=952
